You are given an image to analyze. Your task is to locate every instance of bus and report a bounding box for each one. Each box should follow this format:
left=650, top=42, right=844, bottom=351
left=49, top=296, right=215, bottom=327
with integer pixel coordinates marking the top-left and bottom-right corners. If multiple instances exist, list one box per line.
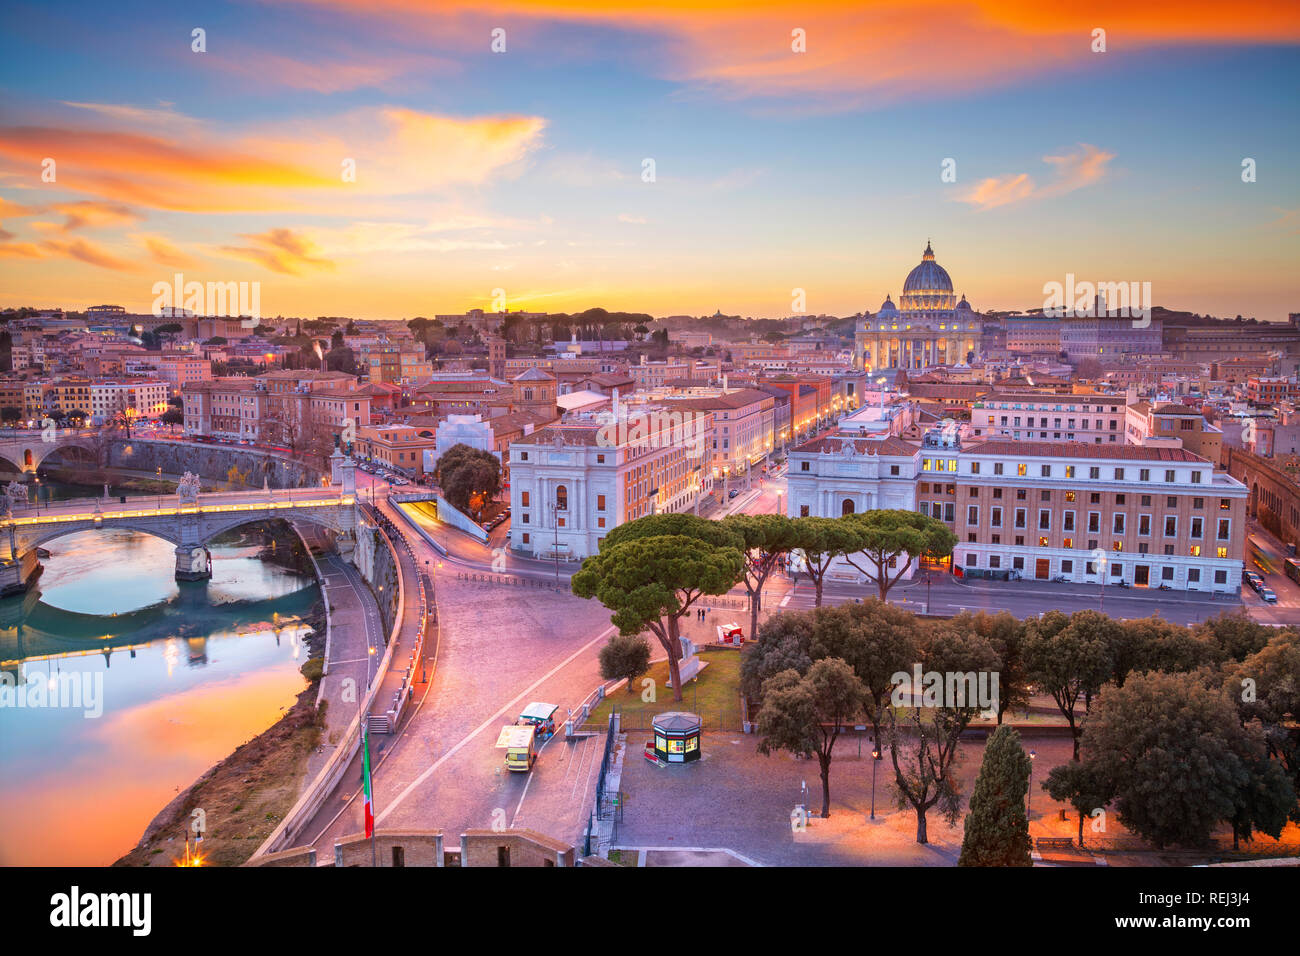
left=1285, top=557, right=1300, bottom=585
left=1249, top=535, right=1274, bottom=575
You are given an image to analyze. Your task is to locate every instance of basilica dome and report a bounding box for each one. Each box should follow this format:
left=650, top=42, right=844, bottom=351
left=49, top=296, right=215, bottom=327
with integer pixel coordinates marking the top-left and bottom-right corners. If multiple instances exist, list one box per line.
left=899, top=241, right=957, bottom=314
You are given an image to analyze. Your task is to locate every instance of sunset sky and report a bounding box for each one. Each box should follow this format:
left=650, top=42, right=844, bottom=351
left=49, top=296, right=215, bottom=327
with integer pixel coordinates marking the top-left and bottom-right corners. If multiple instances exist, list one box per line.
left=1, top=1, right=1297, bottom=321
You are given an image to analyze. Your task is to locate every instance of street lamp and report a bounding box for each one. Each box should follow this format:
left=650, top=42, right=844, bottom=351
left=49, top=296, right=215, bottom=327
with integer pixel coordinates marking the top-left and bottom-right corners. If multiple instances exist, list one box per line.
left=156, top=466, right=163, bottom=510
left=1097, top=552, right=1107, bottom=612
left=870, top=746, right=881, bottom=820
left=1027, top=749, right=1037, bottom=817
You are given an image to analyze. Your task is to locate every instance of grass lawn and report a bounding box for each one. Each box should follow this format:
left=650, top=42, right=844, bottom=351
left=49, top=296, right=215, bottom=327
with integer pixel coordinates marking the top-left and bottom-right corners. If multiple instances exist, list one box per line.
left=586, top=647, right=745, bottom=732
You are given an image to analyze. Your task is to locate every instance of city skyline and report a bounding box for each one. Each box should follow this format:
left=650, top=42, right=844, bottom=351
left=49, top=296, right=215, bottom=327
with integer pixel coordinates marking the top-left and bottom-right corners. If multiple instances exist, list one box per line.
left=1, top=1, right=1298, bottom=321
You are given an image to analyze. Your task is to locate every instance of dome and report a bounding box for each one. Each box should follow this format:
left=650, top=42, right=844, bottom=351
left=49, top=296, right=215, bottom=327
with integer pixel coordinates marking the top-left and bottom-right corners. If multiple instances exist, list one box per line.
left=899, top=241, right=956, bottom=314
left=956, top=294, right=972, bottom=312
left=877, top=294, right=897, bottom=314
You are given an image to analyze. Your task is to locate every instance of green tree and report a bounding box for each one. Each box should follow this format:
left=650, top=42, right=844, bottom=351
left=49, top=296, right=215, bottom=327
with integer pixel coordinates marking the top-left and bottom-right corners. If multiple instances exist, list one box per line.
left=756, top=659, right=864, bottom=818
left=1196, top=611, right=1279, bottom=662
left=815, top=599, right=922, bottom=762
left=434, top=444, right=501, bottom=518
left=1233, top=629, right=1300, bottom=821
left=955, top=611, right=1031, bottom=724
left=1042, top=760, right=1114, bottom=848
left=841, top=510, right=956, bottom=601
left=790, top=516, right=865, bottom=607
left=1079, top=671, right=1295, bottom=849
left=572, top=514, right=744, bottom=701
left=739, top=608, right=817, bottom=702
left=599, top=634, right=652, bottom=694
left=722, top=513, right=799, bottom=640
left=1024, top=609, right=1115, bottom=760
left=890, top=621, right=999, bottom=843
left=958, top=725, right=1033, bottom=867
left=1121, top=615, right=1214, bottom=680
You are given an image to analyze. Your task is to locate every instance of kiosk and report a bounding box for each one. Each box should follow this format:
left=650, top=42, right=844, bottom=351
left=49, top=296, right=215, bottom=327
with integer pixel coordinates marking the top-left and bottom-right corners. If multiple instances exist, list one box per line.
left=651, top=711, right=702, bottom=764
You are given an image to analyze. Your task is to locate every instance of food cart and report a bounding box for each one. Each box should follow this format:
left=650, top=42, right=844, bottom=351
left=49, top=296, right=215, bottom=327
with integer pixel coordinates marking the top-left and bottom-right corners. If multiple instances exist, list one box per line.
left=495, top=725, right=537, bottom=772
left=517, top=702, right=559, bottom=739
left=716, top=622, right=744, bottom=646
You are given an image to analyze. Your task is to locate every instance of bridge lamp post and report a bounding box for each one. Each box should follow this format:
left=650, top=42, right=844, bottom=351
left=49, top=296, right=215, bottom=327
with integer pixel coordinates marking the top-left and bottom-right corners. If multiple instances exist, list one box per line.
left=156, top=467, right=163, bottom=509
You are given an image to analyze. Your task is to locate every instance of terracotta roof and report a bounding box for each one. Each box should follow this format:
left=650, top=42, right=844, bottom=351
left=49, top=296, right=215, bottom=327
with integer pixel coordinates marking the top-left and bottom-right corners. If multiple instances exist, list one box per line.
left=662, top=388, right=774, bottom=410
left=964, top=439, right=1206, bottom=462
left=1151, top=403, right=1200, bottom=415
left=513, top=366, right=556, bottom=382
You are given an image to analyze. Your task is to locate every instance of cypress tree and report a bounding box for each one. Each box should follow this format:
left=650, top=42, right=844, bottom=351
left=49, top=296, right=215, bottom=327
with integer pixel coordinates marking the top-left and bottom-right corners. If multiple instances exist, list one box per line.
left=958, top=725, right=1033, bottom=866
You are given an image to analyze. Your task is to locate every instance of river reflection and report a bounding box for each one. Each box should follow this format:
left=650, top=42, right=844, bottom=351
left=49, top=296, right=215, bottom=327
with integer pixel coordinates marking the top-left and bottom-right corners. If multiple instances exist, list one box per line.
left=0, top=529, right=319, bottom=866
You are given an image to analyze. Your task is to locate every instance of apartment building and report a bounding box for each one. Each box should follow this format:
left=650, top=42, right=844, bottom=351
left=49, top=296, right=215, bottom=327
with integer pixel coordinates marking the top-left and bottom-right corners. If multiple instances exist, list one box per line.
left=354, top=424, right=437, bottom=476
left=507, top=413, right=713, bottom=561
left=357, top=342, right=433, bottom=386
left=662, top=388, right=774, bottom=479
left=971, top=391, right=1130, bottom=443
left=931, top=440, right=1246, bottom=591
left=183, top=370, right=371, bottom=447
left=629, top=358, right=691, bottom=390
left=1125, top=402, right=1223, bottom=464
left=158, top=353, right=212, bottom=392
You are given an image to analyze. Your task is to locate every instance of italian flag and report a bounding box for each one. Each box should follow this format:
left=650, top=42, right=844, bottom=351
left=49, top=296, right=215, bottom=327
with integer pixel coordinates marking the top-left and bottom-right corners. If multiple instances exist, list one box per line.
left=361, top=727, right=375, bottom=838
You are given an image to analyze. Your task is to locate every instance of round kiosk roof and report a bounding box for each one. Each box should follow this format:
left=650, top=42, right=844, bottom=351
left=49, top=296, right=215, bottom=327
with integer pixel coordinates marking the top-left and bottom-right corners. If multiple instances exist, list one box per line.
left=653, top=711, right=702, bottom=734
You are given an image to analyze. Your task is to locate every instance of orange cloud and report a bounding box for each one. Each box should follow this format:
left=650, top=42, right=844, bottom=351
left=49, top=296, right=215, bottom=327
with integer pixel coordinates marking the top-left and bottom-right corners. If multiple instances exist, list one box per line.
left=283, top=0, right=1300, bottom=104
left=960, top=143, right=1115, bottom=209
left=218, top=228, right=335, bottom=275
left=0, top=107, right=545, bottom=214
left=36, top=237, right=143, bottom=272
left=136, top=233, right=200, bottom=269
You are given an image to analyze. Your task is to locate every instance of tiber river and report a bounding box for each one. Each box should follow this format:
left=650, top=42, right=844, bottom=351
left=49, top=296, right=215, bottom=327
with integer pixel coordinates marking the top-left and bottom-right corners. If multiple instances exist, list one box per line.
left=0, top=500, right=320, bottom=865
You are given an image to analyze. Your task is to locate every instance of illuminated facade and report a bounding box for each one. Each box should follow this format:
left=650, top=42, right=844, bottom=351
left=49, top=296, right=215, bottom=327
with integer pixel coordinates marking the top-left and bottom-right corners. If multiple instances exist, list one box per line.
left=854, top=242, right=981, bottom=372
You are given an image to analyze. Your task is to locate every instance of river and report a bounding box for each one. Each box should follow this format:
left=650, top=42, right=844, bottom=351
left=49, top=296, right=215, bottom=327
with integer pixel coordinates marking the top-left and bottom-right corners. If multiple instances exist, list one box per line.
left=0, top=520, right=320, bottom=866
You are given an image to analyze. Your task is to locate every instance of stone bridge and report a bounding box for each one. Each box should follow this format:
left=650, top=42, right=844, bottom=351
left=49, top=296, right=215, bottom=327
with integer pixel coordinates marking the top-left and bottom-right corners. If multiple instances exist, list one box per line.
left=0, top=428, right=105, bottom=474
left=0, top=457, right=358, bottom=595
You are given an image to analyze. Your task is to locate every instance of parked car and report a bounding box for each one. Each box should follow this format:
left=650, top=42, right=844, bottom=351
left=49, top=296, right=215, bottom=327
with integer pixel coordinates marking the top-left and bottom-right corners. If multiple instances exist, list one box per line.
left=1244, top=571, right=1264, bottom=591
left=728, top=489, right=740, bottom=499
left=1260, top=587, right=1278, bottom=604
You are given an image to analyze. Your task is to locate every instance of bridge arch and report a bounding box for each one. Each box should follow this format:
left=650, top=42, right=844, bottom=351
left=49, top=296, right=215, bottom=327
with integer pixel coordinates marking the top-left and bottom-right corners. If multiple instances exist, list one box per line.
left=24, top=521, right=183, bottom=551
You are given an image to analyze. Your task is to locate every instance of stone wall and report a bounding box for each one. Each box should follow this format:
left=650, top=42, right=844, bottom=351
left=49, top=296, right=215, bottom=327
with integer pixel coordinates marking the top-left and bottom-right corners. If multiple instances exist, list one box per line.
left=107, top=439, right=321, bottom=490
left=353, top=519, right=400, bottom=637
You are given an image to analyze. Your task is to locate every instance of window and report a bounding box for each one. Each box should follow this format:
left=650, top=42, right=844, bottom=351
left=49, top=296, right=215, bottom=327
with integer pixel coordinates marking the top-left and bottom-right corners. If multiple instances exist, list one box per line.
left=1041, top=490, right=1051, bottom=502
left=1090, top=492, right=1101, bottom=504
left=1039, top=510, right=1050, bottom=530
left=991, top=507, right=1003, bottom=527
left=842, top=498, right=855, bottom=516
left=1064, top=512, right=1076, bottom=531
left=1217, top=519, right=1230, bottom=540
left=1188, top=568, right=1200, bottom=582
left=1139, top=468, right=1150, bottom=482
left=1113, top=514, right=1125, bottom=534
left=1111, top=562, right=1123, bottom=576
left=1089, top=467, right=1100, bottom=479
left=1088, top=512, right=1100, bottom=533
left=1039, top=536, right=1049, bottom=547
left=1164, top=516, right=1177, bottom=537
left=1115, top=468, right=1125, bottom=481
left=555, top=485, right=568, bottom=510
left=1220, top=498, right=1231, bottom=510
left=520, top=451, right=528, bottom=461
left=597, top=494, right=606, bottom=511
left=993, top=488, right=1003, bottom=499
left=971, top=462, right=980, bottom=474
left=994, top=462, right=1004, bottom=476
left=1013, top=557, right=1025, bottom=571
left=522, top=513, right=530, bottom=524
left=521, top=491, right=529, bottom=507
left=1191, top=517, right=1203, bottom=538
left=1041, top=465, right=1051, bottom=478
left=1016, top=463, right=1027, bottom=476
left=1065, top=491, right=1076, bottom=502
left=990, top=556, right=1001, bottom=569
left=1216, top=547, right=1228, bottom=559
left=522, top=532, right=530, bottom=544
left=801, top=461, right=809, bottom=471
left=1015, top=508, right=1026, bottom=528
left=1165, top=469, right=1176, bottom=483
left=968, top=506, right=979, bottom=525
left=945, top=502, right=955, bottom=522
left=1193, top=497, right=1204, bottom=509
left=1166, top=497, right=1178, bottom=508
left=1214, top=570, right=1227, bottom=585
left=1063, top=537, right=1073, bottom=549
left=890, top=465, right=900, bottom=476
left=1065, top=465, right=1075, bottom=478
left=1191, top=471, right=1202, bottom=484
left=1138, top=515, right=1151, bottom=536
left=1116, top=494, right=1126, bottom=505
left=1061, top=559, right=1073, bottom=573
